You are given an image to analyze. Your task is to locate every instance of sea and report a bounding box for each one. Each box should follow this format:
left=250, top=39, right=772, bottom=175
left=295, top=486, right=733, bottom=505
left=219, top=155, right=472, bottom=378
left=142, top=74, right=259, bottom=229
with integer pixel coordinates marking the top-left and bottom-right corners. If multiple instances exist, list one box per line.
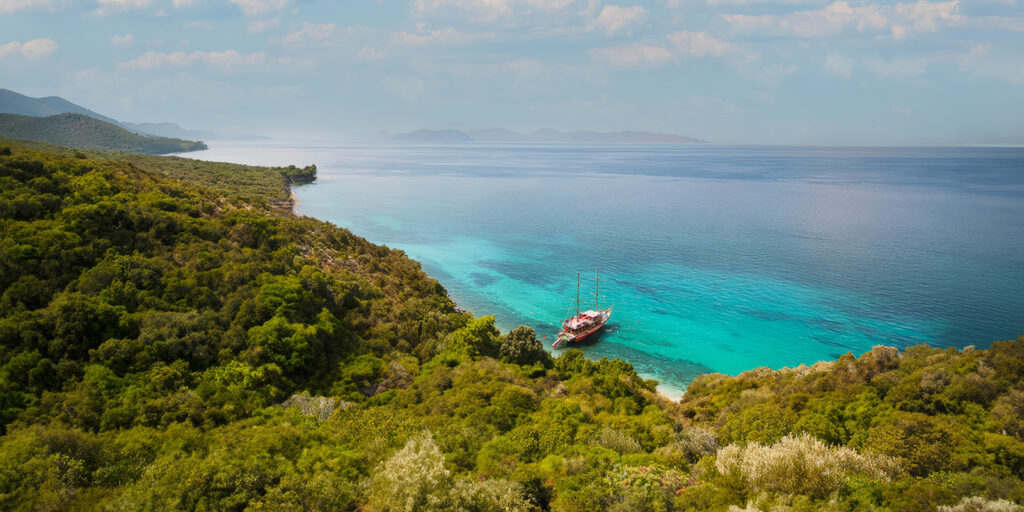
left=189, top=141, right=1024, bottom=397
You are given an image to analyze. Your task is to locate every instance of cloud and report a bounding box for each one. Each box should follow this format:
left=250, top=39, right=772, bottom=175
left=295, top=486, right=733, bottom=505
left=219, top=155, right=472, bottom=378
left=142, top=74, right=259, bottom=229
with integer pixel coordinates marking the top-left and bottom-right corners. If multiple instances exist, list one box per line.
left=413, top=0, right=584, bottom=24
left=590, top=42, right=675, bottom=67
left=229, top=0, right=288, bottom=17
left=96, top=0, right=151, bottom=14
left=666, top=30, right=736, bottom=57
left=172, top=0, right=199, bottom=6
left=110, top=34, right=134, bottom=47
left=706, top=0, right=820, bottom=4
left=0, top=38, right=59, bottom=60
left=863, top=42, right=989, bottom=77
left=119, top=49, right=291, bottom=72
left=592, top=30, right=739, bottom=68
left=248, top=17, right=280, bottom=34
left=357, top=45, right=388, bottom=61
left=723, top=0, right=963, bottom=39
left=280, top=23, right=336, bottom=44
left=391, top=27, right=497, bottom=45
left=0, top=0, right=57, bottom=14
left=590, top=5, right=648, bottom=35
left=824, top=53, right=853, bottom=76
left=756, top=63, right=797, bottom=85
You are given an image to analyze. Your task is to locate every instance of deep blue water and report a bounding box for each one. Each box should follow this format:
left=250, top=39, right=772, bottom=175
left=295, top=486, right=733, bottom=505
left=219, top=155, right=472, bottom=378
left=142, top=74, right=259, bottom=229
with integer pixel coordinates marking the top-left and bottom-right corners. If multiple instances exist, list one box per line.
left=191, top=141, right=1024, bottom=396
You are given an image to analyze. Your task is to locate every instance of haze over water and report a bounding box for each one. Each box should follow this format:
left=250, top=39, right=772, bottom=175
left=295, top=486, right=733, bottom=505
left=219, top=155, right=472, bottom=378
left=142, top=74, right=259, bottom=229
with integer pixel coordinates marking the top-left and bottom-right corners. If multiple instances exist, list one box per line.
left=193, top=141, right=1024, bottom=396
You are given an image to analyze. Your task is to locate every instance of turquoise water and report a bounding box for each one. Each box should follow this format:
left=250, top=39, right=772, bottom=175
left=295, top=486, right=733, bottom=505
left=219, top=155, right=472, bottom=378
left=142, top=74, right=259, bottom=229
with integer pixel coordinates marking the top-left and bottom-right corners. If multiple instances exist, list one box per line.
left=191, top=141, right=1024, bottom=396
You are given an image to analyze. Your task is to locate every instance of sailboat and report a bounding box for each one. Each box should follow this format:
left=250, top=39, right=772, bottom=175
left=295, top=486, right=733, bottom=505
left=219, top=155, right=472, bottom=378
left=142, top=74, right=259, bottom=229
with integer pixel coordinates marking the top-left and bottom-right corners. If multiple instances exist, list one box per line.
left=552, top=268, right=612, bottom=348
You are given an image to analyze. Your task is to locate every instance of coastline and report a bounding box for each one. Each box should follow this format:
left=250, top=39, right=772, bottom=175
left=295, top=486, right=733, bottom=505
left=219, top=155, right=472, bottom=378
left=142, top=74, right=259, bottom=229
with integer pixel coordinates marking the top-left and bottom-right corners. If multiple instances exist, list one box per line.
left=288, top=187, right=688, bottom=403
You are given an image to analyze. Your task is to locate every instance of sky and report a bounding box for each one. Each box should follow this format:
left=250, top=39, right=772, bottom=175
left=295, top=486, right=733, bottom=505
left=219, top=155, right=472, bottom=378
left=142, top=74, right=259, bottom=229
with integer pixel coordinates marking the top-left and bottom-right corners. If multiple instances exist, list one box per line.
left=1, top=0, right=1022, bottom=145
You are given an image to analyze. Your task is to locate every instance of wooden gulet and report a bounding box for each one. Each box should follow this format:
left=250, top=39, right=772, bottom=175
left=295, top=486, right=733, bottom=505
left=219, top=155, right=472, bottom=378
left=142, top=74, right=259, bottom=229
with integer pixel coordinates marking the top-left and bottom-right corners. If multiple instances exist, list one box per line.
left=553, top=268, right=613, bottom=348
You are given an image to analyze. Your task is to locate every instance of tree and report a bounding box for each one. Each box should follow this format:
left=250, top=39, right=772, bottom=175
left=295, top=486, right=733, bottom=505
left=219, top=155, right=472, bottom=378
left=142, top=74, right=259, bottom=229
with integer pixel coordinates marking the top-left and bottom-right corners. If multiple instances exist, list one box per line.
left=500, top=326, right=550, bottom=367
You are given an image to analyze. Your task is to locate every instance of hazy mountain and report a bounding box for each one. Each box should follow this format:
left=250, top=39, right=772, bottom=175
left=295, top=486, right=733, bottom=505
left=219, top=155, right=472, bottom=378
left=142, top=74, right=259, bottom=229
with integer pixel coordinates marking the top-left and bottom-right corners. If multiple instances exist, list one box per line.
left=390, top=129, right=473, bottom=142
left=0, top=113, right=207, bottom=154
left=465, top=128, right=531, bottom=142
left=403, top=127, right=706, bottom=144
left=120, top=121, right=222, bottom=140
left=550, top=130, right=704, bottom=144
left=0, top=88, right=263, bottom=141
left=0, top=88, right=122, bottom=126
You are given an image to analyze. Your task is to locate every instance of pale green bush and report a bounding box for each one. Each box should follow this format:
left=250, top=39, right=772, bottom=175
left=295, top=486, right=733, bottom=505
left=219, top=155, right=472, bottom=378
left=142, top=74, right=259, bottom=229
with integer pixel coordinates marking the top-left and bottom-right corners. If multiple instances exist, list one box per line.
left=594, top=427, right=643, bottom=455
left=367, top=431, right=533, bottom=512
left=367, top=431, right=452, bottom=512
left=715, top=434, right=900, bottom=499
left=937, top=497, right=1022, bottom=512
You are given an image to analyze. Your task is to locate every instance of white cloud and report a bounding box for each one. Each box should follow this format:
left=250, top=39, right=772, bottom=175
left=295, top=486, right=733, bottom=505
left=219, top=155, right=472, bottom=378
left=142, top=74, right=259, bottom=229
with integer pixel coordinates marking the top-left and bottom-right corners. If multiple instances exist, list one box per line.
left=414, top=0, right=585, bottom=24
left=723, top=0, right=963, bottom=39
left=279, top=22, right=337, bottom=45
left=391, top=27, right=497, bottom=45
left=666, top=30, right=736, bottom=57
left=96, top=0, right=151, bottom=14
left=0, top=38, right=59, bottom=60
left=110, top=34, right=134, bottom=46
left=590, top=42, right=674, bottom=67
left=756, top=63, right=797, bottom=85
left=824, top=53, right=853, bottom=76
left=172, top=0, right=199, bottom=6
left=707, top=0, right=820, bottom=4
left=229, top=0, right=288, bottom=17
left=973, top=16, right=1024, bottom=31
left=357, top=46, right=388, bottom=60
left=592, top=30, right=740, bottom=68
left=863, top=42, right=989, bottom=77
left=590, top=5, right=648, bottom=35
left=0, top=42, right=21, bottom=60
left=0, top=0, right=57, bottom=14
left=248, top=17, right=280, bottom=34
left=119, top=49, right=291, bottom=72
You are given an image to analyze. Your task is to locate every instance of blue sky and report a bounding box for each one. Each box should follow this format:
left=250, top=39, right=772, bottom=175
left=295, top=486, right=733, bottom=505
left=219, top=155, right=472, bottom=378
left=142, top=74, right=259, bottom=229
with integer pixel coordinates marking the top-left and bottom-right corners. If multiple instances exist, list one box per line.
left=1, top=0, right=1022, bottom=144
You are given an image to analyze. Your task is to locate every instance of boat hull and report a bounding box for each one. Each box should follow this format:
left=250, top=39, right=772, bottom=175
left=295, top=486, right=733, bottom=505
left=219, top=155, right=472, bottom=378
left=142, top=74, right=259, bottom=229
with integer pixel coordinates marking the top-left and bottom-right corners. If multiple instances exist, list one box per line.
left=553, top=307, right=612, bottom=347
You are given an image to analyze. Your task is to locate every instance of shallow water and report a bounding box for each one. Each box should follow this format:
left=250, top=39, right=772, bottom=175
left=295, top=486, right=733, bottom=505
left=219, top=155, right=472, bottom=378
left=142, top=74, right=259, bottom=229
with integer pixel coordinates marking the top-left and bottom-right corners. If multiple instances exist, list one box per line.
left=191, top=141, right=1024, bottom=395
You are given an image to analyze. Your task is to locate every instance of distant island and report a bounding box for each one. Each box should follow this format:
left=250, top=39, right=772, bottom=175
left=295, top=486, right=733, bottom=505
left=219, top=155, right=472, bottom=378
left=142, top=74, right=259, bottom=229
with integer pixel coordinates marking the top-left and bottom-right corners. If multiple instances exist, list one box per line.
left=388, top=128, right=706, bottom=144
left=0, top=112, right=207, bottom=154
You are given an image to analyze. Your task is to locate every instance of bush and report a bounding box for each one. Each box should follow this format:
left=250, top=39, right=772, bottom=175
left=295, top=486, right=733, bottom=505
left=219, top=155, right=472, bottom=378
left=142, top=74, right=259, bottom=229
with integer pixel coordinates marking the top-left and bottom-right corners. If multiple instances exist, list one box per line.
left=938, top=497, right=1022, bottom=512
left=715, top=434, right=901, bottom=499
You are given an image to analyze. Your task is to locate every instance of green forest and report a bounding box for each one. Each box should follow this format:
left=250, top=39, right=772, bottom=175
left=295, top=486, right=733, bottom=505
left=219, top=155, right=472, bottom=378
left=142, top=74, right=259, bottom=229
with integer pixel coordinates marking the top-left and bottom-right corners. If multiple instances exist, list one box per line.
left=0, top=114, right=207, bottom=155
left=1, top=139, right=1022, bottom=511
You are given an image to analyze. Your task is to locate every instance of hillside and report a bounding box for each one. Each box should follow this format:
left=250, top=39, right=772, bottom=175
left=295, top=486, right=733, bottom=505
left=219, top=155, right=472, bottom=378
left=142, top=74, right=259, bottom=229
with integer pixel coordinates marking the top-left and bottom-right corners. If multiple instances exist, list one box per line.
left=0, top=88, right=228, bottom=141
left=0, top=113, right=207, bottom=154
left=0, top=88, right=121, bottom=126
left=0, top=139, right=1022, bottom=511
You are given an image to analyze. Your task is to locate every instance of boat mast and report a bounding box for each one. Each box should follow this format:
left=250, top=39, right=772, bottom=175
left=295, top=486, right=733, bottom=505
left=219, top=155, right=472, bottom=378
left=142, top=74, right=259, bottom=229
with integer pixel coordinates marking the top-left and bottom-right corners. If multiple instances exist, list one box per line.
left=576, top=272, right=580, bottom=317
left=595, top=267, right=599, bottom=310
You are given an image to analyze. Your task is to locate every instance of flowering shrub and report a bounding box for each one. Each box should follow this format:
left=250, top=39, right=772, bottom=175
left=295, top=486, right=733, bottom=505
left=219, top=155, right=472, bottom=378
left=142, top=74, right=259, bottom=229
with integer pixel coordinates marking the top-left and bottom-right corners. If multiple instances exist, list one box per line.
left=606, top=463, right=702, bottom=496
